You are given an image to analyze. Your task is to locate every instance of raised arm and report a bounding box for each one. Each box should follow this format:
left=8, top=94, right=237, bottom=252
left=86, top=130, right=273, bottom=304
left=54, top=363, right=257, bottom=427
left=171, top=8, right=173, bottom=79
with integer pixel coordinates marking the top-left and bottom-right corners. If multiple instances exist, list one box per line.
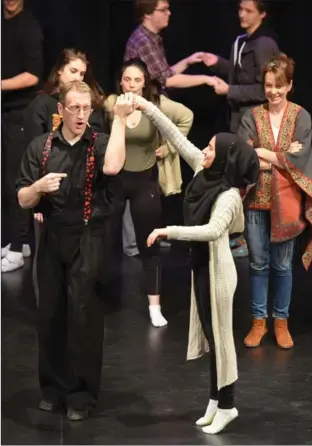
left=103, top=94, right=135, bottom=175
left=137, top=96, right=204, bottom=173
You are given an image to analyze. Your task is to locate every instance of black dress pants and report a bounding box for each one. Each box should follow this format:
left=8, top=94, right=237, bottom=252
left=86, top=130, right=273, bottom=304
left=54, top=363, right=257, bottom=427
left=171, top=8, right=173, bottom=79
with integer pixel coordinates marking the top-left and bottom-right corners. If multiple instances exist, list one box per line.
left=37, top=221, right=110, bottom=410
left=193, top=263, right=235, bottom=409
left=1, top=109, right=31, bottom=251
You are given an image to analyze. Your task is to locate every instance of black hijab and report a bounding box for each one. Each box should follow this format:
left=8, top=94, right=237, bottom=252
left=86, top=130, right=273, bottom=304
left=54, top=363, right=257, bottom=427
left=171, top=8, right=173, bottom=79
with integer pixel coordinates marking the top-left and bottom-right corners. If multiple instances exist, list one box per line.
left=184, top=133, right=260, bottom=226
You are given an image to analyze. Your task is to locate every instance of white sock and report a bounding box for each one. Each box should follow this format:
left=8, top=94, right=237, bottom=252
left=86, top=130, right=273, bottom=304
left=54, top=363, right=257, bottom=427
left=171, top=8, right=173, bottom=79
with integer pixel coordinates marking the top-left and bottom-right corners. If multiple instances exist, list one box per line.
left=1, top=244, right=31, bottom=258
left=1, top=251, right=24, bottom=272
left=22, top=244, right=31, bottom=257
left=202, top=407, right=238, bottom=434
left=195, top=399, right=218, bottom=426
left=1, top=244, right=11, bottom=258
left=149, top=305, right=167, bottom=327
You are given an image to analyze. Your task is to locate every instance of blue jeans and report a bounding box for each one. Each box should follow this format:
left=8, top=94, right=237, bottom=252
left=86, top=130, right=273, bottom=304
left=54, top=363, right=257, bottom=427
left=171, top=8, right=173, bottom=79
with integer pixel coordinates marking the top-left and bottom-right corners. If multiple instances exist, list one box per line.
left=245, top=210, right=295, bottom=319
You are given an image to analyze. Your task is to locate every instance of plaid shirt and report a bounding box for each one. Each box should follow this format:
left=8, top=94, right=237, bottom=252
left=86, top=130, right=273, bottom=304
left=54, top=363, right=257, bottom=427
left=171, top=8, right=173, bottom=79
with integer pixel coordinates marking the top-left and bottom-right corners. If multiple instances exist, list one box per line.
left=124, top=25, right=174, bottom=89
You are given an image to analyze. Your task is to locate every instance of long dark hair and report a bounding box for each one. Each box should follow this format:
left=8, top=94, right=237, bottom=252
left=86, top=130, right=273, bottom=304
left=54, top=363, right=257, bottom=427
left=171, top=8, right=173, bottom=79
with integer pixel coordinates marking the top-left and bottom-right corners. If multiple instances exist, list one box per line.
left=43, top=48, right=105, bottom=108
left=117, top=58, right=160, bottom=106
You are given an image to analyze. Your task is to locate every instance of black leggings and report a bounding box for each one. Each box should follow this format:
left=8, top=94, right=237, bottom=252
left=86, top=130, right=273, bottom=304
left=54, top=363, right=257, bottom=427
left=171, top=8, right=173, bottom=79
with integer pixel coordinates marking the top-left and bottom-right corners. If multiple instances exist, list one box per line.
left=116, top=165, right=162, bottom=295
left=193, top=263, right=234, bottom=409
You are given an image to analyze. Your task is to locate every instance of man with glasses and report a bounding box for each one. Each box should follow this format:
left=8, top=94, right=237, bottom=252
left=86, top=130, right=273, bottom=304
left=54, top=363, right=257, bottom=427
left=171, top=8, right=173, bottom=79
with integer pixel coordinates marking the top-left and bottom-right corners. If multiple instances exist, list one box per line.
left=124, top=0, right=217, bottom=90
left=16, top=81, right=135, bottom=421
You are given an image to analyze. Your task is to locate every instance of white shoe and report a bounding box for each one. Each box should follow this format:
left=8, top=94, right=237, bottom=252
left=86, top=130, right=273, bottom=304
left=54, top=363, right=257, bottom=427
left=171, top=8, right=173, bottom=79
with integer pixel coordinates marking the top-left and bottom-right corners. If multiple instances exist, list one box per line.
left=1, top=243, right=31, bottom=258
left=1, top=251, right=24, bottom=272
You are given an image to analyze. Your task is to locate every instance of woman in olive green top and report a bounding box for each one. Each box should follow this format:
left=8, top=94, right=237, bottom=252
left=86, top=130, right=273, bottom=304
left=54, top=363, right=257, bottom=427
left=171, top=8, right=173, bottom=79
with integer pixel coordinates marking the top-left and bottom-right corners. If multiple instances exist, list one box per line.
left=105, top=58, right=193, bottom=327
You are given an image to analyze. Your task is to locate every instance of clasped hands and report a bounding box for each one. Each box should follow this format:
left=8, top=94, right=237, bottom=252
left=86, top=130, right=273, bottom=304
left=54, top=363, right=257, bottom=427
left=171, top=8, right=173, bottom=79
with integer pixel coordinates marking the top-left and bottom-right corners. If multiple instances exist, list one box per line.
left=113, top=91, right=152, bottom=115
left=182, top=51, right=229, bottom=93
left=113, top=93, right=166, bottom=158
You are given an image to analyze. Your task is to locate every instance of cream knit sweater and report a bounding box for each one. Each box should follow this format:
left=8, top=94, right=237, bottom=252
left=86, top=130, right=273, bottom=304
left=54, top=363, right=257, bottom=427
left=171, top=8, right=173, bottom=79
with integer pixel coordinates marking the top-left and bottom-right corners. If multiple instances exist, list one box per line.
left=144, top=102, right=244, bottom=390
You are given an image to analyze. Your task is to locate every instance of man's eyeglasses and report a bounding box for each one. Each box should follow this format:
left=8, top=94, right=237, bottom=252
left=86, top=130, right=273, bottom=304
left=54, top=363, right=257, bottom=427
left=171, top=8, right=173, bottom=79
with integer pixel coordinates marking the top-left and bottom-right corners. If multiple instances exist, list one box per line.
left=65, top=105, right=93, bottom=115
left=154, top=7, right=170, bottom=13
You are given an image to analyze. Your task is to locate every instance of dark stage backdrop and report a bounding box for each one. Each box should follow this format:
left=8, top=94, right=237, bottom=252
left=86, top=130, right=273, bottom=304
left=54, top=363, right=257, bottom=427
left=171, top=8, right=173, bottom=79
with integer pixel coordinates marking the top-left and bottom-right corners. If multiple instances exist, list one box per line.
left=26, top=0, right=312, bottom=183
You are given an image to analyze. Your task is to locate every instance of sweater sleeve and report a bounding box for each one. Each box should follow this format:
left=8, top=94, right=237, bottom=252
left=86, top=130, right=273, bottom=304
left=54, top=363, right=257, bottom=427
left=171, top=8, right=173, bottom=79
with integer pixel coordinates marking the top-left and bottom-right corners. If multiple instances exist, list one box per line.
left=213, top=56, right=231, bottom=78
left=166, top=189, right=241, bottom=242
left=144, top=101, right=203, bottom=172
left=159, top=95, right=194, bottom=155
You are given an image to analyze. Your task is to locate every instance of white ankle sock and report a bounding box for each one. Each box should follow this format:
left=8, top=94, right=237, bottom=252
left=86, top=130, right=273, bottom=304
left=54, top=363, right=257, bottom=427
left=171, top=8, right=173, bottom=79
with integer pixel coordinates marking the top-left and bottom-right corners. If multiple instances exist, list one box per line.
left=1, top=251, right=24, bottom=272
left=1, top=244, right=31, bottom=258
left=195, top=399, right=218, bottom=426
left=149, top=305, right=167, bottom=327
left=202, top=407, right=238, bottom=434
left=1, top=244, right=11, bottom=258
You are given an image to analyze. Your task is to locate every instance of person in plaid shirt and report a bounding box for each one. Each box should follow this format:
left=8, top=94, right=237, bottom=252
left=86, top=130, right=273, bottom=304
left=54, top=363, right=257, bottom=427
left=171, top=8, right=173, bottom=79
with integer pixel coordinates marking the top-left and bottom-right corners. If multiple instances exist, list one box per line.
left=124, top=0, right=217, bottom=91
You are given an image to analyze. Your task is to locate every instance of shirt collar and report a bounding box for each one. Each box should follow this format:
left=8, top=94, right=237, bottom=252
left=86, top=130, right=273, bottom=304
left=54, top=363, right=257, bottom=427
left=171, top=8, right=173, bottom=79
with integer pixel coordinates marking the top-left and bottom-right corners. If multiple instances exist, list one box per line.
left=53, top=124, right=93, bottom=144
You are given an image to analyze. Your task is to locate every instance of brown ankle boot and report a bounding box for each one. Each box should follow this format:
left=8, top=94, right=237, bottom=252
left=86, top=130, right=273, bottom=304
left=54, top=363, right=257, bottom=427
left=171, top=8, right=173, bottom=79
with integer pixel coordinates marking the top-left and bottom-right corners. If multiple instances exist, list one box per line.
left=274, top=319, right=294, bottom=349
left=244, top=318, right=268, bottom=347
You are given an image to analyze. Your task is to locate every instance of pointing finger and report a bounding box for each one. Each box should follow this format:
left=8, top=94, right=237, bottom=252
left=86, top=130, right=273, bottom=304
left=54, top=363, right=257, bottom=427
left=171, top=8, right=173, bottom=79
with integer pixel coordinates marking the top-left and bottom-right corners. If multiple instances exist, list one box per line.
left=54, top=173, right=67, bottom=178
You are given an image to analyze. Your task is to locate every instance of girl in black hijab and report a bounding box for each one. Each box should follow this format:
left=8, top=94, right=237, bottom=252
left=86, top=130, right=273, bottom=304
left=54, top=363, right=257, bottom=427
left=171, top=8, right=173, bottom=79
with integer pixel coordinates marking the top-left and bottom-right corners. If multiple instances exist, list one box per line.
left=134, top=95, right=260, bottom=434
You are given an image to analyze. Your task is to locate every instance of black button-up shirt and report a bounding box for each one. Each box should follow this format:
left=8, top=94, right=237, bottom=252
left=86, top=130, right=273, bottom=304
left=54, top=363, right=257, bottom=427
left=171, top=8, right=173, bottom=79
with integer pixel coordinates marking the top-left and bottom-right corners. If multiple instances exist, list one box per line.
left=16, top=126, right=119, bottom=227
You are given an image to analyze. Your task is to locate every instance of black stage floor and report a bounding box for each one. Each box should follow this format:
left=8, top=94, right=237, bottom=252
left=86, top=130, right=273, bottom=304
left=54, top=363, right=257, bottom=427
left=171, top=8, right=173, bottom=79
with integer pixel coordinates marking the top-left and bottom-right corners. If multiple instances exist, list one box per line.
left=1, top=247, right=312, bottom=445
